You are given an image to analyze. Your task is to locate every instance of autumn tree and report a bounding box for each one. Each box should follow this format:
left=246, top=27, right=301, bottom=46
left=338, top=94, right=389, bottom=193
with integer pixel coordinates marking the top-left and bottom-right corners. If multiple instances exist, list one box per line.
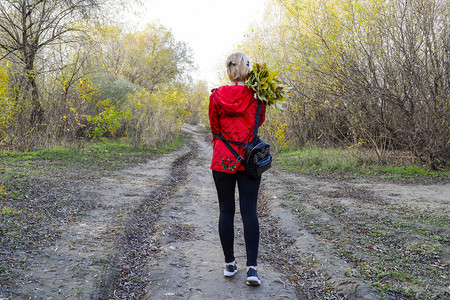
left=183, top=80, right=209, bottom=125
left=242, top=0, right=449, bottom=167
left=0, top=0, right=103, bottom=127
left=88, top=25, right=125, bottom=78
left=89, top=23, right=194, bottom=91
left=121, top=24, right=194, bottom=90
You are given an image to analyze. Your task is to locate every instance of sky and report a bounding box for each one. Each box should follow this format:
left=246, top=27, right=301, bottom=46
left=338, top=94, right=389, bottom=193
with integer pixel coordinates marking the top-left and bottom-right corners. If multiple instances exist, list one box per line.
left=140, top=0, right=268, bottom=87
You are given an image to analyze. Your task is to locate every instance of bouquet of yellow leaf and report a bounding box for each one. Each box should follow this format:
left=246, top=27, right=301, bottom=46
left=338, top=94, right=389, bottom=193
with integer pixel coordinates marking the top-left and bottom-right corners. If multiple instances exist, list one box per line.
left=246, top=62, right=289, bottom=109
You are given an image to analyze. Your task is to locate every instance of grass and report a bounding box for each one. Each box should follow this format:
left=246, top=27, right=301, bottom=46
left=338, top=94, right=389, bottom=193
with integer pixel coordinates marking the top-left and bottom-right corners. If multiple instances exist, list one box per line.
left=406, top=214, right=450, bottom=228
left=1, top=137, right=182, bottom=175
left=278, top=146, right=450, bottom=180
left=279, top=146, right=359, bottom=173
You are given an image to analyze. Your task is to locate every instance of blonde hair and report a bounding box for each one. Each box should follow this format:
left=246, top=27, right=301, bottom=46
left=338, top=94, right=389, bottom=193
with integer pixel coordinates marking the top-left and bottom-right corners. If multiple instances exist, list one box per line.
left=226, top=52, right=251, bottom=82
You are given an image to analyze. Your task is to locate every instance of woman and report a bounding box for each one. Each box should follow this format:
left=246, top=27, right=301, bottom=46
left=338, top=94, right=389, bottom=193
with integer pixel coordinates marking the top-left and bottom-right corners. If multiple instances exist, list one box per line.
left=209, top=51, right=266, bottom=286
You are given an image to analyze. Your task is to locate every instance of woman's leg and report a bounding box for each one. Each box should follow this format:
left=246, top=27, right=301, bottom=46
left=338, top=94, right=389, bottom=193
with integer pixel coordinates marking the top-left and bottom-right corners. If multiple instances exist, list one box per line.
left=212, top=170, right=237, bottom=263
left=236, top=172, right=261, bottom=267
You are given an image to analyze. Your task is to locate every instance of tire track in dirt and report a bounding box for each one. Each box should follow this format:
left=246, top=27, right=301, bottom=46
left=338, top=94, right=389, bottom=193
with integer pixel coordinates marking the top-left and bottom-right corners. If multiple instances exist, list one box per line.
left=9, top=145, right=191, bottom=299
left=260, top=170, right=379, bottom=299
left=94, top=148, right=196, bottom=299
left=261, top=167, right=449, bottom=299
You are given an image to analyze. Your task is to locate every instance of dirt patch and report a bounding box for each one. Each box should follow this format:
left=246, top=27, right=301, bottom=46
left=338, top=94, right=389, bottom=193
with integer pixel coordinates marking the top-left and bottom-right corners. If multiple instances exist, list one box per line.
left=261, top=167, right=449, bottom=299
left=95, top=148, right=198, bottom=299
left=1, top=143, right=191, bottom=299
left=0, top=172, right=98, bottom=298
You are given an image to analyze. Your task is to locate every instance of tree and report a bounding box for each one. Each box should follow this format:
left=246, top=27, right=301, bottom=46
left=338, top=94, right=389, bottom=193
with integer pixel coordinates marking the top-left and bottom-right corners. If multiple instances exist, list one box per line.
left=0, top=0, right=99, bottom=126
left=242, top=0, right=449, bottom=167
left=121, top=24, right=194, bottom=90
left=90, top=25, right=126, bottom=78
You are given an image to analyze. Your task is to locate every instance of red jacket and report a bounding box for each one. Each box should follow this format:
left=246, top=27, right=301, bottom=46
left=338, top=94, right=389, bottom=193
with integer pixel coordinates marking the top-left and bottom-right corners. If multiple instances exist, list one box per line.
left=209, top=84, right=266, bottom=173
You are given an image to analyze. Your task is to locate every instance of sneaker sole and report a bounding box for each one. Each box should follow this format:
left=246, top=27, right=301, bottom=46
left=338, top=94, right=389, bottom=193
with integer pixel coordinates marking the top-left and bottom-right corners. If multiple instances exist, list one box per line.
left=224, top=270, right=237, bottom=277
left=246, top=276, right=261, bottom=286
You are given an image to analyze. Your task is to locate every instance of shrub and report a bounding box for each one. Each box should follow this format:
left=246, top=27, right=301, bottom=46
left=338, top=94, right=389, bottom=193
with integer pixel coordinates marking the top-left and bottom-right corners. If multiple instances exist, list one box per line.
left=90, top=73, right=141, bottom=107
left=124, top=89, right=181, bottom=147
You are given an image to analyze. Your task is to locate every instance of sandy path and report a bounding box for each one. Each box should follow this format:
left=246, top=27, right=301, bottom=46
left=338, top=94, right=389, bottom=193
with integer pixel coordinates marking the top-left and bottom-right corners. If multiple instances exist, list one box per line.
left=142, top=124, right=299, bottom=299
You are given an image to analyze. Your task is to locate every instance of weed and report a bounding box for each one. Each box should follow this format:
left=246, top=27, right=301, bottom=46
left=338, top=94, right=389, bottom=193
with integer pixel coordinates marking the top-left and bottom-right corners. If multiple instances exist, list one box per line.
left=371, top=230, right=385, bottom=237
left=1, top=206, right=22, bottom=215
left=405, top=213, right=450, bottom=228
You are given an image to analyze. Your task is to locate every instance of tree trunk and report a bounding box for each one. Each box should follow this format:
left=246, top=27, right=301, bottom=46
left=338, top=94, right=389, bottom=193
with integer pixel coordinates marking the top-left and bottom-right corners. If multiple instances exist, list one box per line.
left=28, top=70, right=44, bottom=126
left=20, top=0, right=43, bottom=126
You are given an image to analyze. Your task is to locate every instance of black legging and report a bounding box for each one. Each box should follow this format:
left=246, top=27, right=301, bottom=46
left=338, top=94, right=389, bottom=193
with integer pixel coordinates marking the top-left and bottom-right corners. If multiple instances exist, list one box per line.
left=212, top=170, right=261, bottom=267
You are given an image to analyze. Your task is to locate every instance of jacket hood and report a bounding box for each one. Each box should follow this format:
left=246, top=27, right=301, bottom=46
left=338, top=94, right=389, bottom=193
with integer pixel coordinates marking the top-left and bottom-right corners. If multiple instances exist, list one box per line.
left=213, top=85, right=254, bottom=116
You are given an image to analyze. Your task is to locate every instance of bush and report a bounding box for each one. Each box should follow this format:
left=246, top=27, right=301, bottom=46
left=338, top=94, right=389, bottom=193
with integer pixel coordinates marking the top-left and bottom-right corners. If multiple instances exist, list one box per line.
left=84, top=99, right=128, bottom=139
left=124, top=89, right=182, bottom=147
left=90, top=73, right=141, bottom=107
left=0, top=64, right=11, bottom=143
left=182, top=81, right=210, bottom=126
left=0, top=63, right=36, bottom=149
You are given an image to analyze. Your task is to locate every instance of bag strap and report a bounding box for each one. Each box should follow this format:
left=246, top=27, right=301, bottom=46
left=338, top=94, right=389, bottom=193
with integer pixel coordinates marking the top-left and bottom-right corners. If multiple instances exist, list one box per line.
left=211, top=132, right=247, bottom=147
left=211, top=100, right=263, bottom=163
left=251, top=100, right=263, bottom=144
left=211, top=132, right=244, bottom=162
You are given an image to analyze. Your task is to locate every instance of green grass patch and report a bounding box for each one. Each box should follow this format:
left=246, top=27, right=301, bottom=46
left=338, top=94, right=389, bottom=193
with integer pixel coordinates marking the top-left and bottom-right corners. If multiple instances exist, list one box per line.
left=362, top=165, right=446, bottom=179
left=405, top=212, right=450, bottom=228
left=0, top=137, right=183, bottom=177
left=278, top=146, right=450, bottom=179
left=278, top=146, right=360, bottom=173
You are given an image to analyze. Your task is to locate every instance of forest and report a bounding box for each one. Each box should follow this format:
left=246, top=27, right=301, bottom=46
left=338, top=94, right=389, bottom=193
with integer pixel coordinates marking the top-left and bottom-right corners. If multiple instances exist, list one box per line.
left=241, top=0, right=449, bottom=170
left=0, top=0, right=208, bottom=151
left=0, top=0, right=449, bottom=170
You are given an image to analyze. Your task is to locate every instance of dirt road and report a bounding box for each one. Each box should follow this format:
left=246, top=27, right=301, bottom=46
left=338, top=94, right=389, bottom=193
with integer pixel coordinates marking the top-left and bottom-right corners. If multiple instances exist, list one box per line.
left=2, top=124, right=448, bottom=299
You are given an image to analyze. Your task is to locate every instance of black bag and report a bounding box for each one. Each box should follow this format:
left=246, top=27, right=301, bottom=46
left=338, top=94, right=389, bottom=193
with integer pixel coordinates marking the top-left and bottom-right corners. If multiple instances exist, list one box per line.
left=212, top=100, right=272, bottom=178
left=244, top=137, right=272, bottom=178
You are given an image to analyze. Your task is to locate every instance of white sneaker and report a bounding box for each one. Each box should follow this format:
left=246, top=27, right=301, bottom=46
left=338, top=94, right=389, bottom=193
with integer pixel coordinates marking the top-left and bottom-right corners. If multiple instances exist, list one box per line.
left=246, top=267, right=261, bottom=286
left=224, top=262, right=237, bottom=277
